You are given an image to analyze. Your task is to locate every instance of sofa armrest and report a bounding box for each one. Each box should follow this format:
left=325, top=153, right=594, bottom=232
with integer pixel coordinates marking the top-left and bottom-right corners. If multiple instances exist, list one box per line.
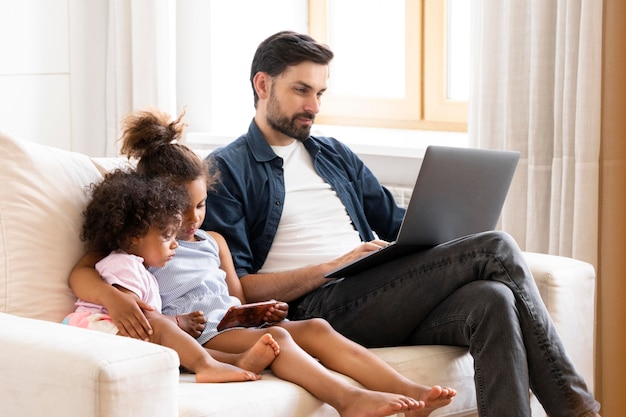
left=0, top=313, right=180, bottom=417
left=522, top=252, right=596, bottom=393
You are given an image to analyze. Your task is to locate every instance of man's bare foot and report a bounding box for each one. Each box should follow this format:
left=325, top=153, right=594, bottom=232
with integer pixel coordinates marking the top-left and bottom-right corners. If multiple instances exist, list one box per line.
left=404, top=385, right=456, bottom=417
left=176, top=311, right=206, bottom=337
left=338, top=388, right=422, bottom=417
left=233, top=333, right=280, bottom=374
left=194, top=360, right=262, bottom=383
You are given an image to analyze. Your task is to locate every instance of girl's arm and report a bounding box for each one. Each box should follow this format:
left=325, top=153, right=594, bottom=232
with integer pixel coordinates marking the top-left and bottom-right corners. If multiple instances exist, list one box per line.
left=209, top=231, right=246, bottom=302
left=208, top=231, right=288, bottom=323
left=68, top=251, right=154, bottom=340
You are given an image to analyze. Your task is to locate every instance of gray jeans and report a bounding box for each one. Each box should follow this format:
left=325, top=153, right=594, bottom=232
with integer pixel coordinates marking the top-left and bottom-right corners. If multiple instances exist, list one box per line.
left=291, top=231, right=600, bottom=417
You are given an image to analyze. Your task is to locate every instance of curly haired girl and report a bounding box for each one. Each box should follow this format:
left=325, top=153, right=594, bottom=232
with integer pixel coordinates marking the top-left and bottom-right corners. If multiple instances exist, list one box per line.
left=63, top=169, right=279, bottom=382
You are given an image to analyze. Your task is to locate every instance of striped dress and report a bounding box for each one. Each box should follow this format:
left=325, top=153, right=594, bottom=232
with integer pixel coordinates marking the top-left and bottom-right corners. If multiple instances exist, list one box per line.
left=149, top=229, right=241, bottom=345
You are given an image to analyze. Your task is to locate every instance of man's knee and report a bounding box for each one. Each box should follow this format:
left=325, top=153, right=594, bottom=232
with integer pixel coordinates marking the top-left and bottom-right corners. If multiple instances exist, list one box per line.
left=476, top=230, right=520, bottom=253
left=470, top=281, right=517, bottom=320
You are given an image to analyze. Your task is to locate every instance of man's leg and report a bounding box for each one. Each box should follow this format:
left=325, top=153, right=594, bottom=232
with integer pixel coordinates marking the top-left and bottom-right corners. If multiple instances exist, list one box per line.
left=406, top=280, right=531, bottom=416
left=292, top=231, right=600, bottom=416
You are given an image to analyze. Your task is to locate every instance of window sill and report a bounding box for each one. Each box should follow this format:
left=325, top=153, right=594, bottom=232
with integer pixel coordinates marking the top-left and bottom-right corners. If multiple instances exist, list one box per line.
left=311, top=125, right=468, bottom=158
left=187, top=125, right=468, bottom=157
left=186, top=125, right=468, bottom=188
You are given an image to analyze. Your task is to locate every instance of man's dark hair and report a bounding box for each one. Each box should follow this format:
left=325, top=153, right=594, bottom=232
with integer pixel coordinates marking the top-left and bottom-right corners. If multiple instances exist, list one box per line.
left=250, top=31, right=334, bottom=107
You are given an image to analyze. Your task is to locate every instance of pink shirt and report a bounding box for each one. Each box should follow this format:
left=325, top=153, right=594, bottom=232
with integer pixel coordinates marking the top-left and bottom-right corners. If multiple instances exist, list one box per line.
left=74, top=250, right=162, bottom=313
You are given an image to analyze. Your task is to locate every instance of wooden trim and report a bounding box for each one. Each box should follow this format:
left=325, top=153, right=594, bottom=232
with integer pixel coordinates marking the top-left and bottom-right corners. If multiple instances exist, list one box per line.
left=317, top=115, right=467, bottom=132
left=423, top=0, right=468, bottom=124
left=309, top=0, right=467, bottom=131
left=307, top=0, right=328, bottom=40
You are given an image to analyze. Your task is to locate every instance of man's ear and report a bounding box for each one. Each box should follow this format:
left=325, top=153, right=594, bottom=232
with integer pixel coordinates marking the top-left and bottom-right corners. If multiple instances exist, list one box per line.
left=253, top=72, right=271, bottom=100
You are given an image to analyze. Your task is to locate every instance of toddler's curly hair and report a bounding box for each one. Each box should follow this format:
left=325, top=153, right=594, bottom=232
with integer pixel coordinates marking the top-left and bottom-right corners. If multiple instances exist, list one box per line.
left=80, top=169, right=188, bottom=254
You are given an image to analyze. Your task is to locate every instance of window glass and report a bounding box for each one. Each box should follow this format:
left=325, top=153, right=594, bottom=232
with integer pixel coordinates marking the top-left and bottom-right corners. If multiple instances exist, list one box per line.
left=327, top=0, right=406, bottom=99
left=177, top=0, right=308, bottom=136
left=447, top=0, right=470, bottom=101
left=177, top=0, right=470, bottom=137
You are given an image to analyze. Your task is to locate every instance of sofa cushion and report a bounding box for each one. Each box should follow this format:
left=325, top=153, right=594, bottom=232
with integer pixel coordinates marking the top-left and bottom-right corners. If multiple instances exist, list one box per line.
left=176, top=345, right=477, bottom=417
left=0, top=131, right=103, bottom=322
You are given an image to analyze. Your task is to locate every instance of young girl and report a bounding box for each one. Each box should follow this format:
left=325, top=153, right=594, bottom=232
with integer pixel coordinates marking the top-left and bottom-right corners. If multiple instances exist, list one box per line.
left=64, top=169, right=279, bottom=383
left=70, top=108, right=456, bottom=417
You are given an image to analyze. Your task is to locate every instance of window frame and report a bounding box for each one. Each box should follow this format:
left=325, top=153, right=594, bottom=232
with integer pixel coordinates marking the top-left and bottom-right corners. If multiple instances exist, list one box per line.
left=308, top=0, right=467, bottom=132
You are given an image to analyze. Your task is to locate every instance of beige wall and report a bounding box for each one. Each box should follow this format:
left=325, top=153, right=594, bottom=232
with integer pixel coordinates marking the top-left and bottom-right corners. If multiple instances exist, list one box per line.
left=598, top=0, right=626, bottom=415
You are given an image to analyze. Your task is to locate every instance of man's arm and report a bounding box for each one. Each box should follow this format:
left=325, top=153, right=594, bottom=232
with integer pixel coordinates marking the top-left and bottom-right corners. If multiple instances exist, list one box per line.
left=240, top=240, right=388, bottom=302
left=68, top=252, right=154, bottom=340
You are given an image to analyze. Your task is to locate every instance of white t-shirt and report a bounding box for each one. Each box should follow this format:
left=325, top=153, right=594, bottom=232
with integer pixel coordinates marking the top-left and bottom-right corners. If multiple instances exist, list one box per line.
left=259, top=140, right=362, bottom=273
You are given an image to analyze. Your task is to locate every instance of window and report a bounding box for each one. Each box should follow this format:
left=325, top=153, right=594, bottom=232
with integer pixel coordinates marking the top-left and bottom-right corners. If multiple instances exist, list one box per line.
left=176, top=0, right=310, bottom=139
left=177, top=0, right=469, bottom=143
left=308, top=0, right=468, bottom=131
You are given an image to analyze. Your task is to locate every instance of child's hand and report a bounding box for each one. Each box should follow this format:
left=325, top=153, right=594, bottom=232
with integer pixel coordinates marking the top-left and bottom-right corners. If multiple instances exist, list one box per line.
left=175, top=311, right=207, bottom=338
left=265, top=300, right=289, bottom=323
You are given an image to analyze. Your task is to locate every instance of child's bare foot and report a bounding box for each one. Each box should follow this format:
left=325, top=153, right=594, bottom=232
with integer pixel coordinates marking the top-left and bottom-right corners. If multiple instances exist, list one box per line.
left=233, top=333, right=280, bottom=374
left=193, top=334, right=279, bottom=382
left=176, top=311, right=206, bottom=337
left=194, top=359, right=261, bottom=383
left=339, top=388, right=423, bottom=417
left=404, top=385, right=456, bottom=417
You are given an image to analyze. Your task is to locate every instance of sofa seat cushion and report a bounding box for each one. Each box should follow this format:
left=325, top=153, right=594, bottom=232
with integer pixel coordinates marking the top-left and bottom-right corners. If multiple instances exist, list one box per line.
left=177, top=345, right=476, bottom=417
left=372, top=345, right=476, bottom=416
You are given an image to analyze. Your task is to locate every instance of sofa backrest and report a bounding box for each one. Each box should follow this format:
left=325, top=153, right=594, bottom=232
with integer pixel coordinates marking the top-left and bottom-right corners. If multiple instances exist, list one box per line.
left=0, top=131, right=104, bottom=322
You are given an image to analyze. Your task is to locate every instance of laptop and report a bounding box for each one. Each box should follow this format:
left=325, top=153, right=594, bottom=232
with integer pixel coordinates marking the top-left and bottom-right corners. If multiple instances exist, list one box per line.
left=324, top=145, right=520, bottom=278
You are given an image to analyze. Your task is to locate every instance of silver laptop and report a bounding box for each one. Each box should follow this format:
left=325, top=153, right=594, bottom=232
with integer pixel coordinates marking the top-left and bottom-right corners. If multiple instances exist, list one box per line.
left=324, top=145, right=520, bottom=278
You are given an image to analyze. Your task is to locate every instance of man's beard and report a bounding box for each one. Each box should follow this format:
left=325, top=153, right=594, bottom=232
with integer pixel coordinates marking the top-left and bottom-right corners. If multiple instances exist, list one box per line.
left=266, top=91, right=314, bottom=142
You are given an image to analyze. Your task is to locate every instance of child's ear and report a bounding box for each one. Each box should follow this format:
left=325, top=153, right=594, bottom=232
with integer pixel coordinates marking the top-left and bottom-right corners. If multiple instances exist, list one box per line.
left=129, top=236, right=141, bottom=248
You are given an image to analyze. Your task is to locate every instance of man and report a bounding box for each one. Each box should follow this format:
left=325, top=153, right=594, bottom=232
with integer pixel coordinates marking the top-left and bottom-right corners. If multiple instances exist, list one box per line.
left=202, top=31, right=600, bottom=417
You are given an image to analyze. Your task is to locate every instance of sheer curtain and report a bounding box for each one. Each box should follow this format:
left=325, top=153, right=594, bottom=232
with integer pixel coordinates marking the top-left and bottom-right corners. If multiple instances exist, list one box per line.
left=104, top=0, right=177, bottom=156
left=469, top=0, right=603, bottom=267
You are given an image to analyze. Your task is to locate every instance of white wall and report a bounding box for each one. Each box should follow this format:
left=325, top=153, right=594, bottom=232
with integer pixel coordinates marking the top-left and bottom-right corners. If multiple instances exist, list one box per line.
left=0, top=0, right=463, bottom=188
left=0, top=0, right=107, bottom=154
left=68, top=0, right=108, bottom=156
left=0, top=0, right=71, bottom=149
left=0, top=0, right=309, bottom=157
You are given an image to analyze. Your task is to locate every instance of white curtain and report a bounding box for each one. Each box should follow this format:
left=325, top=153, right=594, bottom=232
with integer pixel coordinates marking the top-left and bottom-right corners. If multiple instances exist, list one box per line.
left=105, top=0, right=177, bottom=156
left=469, top=0, right=603, bottom=268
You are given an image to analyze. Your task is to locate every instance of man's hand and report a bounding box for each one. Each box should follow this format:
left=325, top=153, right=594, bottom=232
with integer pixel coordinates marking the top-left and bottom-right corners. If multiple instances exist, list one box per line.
left=323, top=239, right=389, bottom=275
left=240, top=240, right=392, bottom=304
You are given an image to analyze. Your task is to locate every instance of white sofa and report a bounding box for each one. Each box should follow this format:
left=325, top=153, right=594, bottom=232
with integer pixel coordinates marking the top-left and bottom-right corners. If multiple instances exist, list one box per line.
left=0, top=131, right=596, bottom=417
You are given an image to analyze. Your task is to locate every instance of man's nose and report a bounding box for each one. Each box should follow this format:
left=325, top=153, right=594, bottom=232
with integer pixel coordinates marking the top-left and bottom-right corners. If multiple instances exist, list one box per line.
left=304, top=95, right=320, bottom=115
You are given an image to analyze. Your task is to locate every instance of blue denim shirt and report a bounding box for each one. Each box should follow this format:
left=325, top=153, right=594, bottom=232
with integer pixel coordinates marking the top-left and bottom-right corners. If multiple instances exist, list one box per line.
left=202, top=120, right=405, bottom=278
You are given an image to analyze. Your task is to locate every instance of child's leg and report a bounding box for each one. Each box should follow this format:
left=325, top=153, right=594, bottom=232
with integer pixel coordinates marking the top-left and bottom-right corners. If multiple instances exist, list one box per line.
left=146, top=314, right=276, bottom=383
left=163, top=311, right=279, bottom=373
left=205, top=336, right=280, bottom=375
left=281, top=319, right=456, bottom=417
left=206, top=326, right=422, bottom=417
